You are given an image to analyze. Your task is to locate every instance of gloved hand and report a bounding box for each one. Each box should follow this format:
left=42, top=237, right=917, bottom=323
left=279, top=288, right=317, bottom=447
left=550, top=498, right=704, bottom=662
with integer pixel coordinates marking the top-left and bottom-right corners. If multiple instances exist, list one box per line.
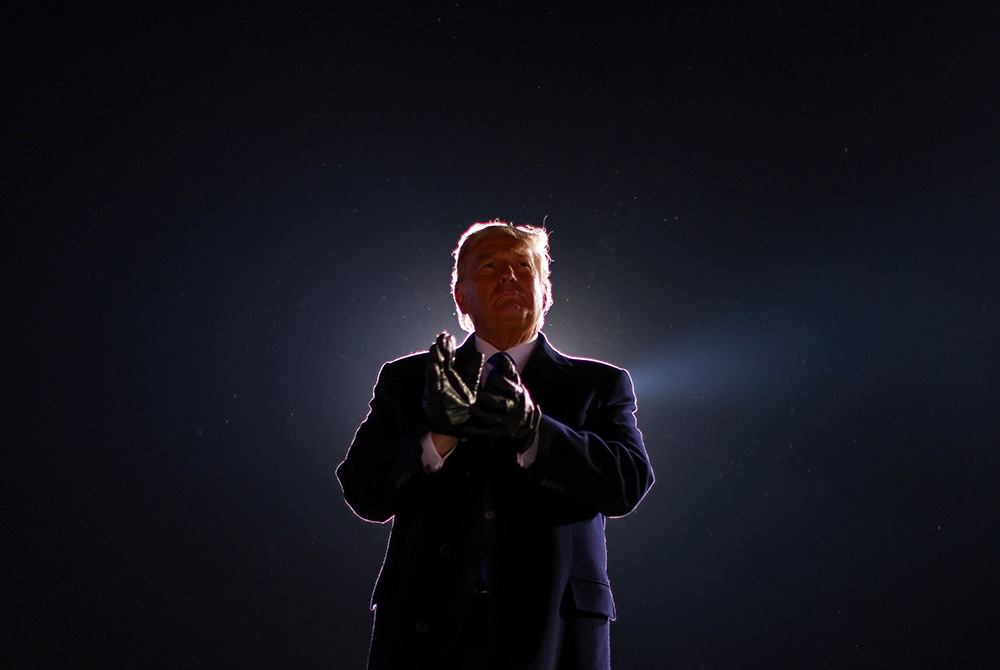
left=422, top=333, right=484, bottom=436
left=464, top=353, right=541, bottom=445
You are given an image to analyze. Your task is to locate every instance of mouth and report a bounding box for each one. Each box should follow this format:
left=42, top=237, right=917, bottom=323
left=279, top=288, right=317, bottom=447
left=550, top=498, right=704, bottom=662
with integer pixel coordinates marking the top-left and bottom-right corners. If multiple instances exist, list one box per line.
left=494, top=290, right=525, bottom=306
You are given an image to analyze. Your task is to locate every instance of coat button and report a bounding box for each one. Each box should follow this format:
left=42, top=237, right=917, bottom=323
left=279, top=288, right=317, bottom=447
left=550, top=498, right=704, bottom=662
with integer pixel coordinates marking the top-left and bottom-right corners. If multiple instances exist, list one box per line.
left=484, top=509, right=495, bottom=520
left=440, top=544, right=452, bottom=557
left=415, top=620, right=428, bottom=633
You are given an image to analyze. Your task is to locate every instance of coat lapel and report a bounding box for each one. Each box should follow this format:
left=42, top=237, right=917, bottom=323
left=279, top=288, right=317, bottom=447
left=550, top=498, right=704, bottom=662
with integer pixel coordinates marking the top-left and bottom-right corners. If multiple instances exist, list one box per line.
left=520, top=333, right=573, bottom=410
left=454, top=333, right=481, bottom=375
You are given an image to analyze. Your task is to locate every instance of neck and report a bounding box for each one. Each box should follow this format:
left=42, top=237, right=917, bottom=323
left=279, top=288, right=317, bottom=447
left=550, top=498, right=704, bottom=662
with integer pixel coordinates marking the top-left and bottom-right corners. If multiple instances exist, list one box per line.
left=476, top=327, right=538, bottom=352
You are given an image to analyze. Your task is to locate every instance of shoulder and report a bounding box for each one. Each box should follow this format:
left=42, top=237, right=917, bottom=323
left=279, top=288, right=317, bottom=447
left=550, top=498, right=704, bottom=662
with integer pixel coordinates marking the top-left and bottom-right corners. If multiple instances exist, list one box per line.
left=540, top=335, right=628, bottom=373
left=562, top=357, right=634, bottom=396
left=371, top=349, right=428, bottom=388
left=562, top=353, right=626, bottom=373
left=536, top=335, right=634, bottom=388
left=383, top=349, right=428, bottom=369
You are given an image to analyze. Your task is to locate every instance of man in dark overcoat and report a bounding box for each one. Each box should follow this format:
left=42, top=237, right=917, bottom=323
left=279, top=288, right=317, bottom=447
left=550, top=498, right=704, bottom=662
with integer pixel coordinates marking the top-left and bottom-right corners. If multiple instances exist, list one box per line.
left=338, top=221, right=654, bottom=669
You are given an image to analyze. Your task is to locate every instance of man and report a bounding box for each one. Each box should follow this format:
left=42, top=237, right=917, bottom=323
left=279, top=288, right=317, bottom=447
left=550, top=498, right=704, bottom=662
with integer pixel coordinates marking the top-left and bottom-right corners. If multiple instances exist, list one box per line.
left=337, top=222, right=653, bottom=669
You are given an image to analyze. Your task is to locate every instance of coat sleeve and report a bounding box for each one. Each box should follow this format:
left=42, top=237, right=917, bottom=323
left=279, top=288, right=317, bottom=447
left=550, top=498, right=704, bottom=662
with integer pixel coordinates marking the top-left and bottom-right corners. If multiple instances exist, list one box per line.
left=336, top=359, right=429, bottom=523
left=526, top=367, right=653, bottom=518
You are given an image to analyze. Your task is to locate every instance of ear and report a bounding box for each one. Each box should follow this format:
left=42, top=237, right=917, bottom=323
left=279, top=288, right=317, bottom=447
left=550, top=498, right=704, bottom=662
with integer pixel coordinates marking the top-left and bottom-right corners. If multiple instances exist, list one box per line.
left=454, top=286, right=469, bottom=315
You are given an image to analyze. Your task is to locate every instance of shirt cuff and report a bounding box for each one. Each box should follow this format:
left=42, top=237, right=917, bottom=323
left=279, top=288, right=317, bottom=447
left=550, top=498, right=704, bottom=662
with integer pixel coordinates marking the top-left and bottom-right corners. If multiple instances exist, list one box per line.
left=516, top=430, right=540, bottom=469
left=421, top=432, right=457, bottom=472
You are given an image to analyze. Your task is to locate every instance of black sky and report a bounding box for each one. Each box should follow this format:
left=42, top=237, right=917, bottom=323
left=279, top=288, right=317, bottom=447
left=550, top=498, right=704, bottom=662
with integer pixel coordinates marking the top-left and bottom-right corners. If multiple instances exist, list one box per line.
left=5, top=2, right=999, bottom=668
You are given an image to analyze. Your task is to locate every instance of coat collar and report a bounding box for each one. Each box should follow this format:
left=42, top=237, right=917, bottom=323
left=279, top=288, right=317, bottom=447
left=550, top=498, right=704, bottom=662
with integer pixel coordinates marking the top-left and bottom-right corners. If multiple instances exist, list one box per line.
left=455, top=332, right=572, bottom=405
left=456, top=331, right=570, bottom=368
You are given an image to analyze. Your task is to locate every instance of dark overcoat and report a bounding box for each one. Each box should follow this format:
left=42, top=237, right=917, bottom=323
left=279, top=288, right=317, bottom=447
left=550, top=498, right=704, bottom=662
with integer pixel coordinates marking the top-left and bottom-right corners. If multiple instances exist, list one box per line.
left=337, top=333, right=653, bottom=669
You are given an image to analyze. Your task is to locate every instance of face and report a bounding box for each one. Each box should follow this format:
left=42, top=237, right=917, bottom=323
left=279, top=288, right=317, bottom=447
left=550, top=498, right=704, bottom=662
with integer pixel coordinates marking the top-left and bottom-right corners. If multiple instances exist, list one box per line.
left=455, top=235, right=550, bottom=347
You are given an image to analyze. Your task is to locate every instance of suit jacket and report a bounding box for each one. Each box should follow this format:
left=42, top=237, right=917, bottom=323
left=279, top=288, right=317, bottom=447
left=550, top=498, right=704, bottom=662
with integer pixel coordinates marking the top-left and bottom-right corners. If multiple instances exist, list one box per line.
left=337, top=333, right=653, bottom=670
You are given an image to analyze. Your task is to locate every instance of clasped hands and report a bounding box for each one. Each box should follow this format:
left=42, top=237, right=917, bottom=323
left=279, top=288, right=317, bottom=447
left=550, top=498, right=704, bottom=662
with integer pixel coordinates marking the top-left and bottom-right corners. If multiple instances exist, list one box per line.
left=423, top=333, right=541, bottom=447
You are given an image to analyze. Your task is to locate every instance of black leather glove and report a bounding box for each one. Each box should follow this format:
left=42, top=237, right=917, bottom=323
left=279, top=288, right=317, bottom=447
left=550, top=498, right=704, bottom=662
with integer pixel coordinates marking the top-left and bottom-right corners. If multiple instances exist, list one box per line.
left=422, top=333, right=483, bottom=436
left=464, top=353, right=541, bottom=445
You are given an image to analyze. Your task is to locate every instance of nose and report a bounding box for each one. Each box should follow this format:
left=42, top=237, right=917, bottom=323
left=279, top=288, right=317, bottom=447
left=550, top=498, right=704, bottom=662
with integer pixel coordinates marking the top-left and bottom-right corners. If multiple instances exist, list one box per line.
left=498, top=264, right=517, bottom=283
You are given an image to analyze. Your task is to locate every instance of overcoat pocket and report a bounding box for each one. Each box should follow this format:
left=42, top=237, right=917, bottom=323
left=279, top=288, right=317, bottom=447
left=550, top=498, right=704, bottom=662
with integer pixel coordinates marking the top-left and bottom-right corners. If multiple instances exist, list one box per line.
left=566, top=577, right=616, bottom=620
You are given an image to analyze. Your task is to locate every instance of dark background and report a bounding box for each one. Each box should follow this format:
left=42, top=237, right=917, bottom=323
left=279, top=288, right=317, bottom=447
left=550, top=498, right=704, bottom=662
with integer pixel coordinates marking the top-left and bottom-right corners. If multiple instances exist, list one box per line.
left=4, top=2, right=998, bottom=667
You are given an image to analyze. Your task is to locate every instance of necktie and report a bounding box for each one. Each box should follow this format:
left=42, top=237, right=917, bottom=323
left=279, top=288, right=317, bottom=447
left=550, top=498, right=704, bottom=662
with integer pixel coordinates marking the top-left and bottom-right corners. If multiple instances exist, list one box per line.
left=478, top=351, right=512, bottom=591
left=484, top=351, right=513, bottom=388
